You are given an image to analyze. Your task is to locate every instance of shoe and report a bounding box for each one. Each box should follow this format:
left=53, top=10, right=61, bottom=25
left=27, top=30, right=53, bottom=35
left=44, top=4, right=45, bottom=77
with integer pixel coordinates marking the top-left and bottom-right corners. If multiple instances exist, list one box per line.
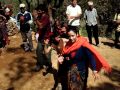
left=30, top=48, right=35, bottom=52
left=32, top=66, right=43, bottom=72
left=89, top=42, right=92, bottom=44
left=96, top=44, right=100, bottom=47
left=115, top=44, right=119, bottom=48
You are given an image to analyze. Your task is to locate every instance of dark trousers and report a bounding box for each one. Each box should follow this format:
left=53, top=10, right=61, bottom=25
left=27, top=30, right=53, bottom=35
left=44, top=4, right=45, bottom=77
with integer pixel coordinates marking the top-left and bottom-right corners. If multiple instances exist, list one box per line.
left=115, top=31, right=120, bottom=45
left=86, top=24, right=99, bottom=45
left=36, top=42, right=45, bottom=67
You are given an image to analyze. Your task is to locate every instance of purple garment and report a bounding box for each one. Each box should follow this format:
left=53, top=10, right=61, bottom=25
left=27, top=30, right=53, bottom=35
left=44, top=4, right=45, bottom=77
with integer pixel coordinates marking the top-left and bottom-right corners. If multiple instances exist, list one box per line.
left=0, top=15, right=8, bottom=47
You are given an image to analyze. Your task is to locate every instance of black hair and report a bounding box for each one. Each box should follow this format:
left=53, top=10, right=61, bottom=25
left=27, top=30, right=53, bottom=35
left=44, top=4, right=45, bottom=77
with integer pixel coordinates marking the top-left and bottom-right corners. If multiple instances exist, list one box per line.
left=68, top=28, right=77, bottom=34
left=60, top=33, right=69, bottom=39
left=49, top=33, right=60, bottom=45
left=61, top=22, right=68, bottom=28
left=36, top=4, right=48, bottom=12
left=60, top=23, right=69, bottom=38
left=68, top=26, right=77, bottom=34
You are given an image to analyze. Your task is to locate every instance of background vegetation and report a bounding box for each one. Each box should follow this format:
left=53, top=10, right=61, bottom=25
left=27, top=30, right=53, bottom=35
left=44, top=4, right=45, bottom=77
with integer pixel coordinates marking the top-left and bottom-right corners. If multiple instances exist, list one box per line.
left=1, top=0, right=120, bottom=37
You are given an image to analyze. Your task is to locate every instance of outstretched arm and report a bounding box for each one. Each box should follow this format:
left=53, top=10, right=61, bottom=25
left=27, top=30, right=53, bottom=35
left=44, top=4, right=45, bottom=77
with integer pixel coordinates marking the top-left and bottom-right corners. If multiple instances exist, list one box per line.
left=85, top=48, right=99, bottom=80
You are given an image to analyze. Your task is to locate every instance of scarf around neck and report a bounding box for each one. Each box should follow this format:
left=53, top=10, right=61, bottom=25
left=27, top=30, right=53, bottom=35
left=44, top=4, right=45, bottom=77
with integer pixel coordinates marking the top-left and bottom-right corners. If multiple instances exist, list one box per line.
left=62, top=36, right=111, bottom=73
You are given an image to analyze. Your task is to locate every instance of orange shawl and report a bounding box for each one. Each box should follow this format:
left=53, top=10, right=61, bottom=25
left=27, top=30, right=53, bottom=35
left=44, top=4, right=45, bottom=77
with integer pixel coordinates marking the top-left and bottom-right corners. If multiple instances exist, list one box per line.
left=63, top=36, right=111, bottom=73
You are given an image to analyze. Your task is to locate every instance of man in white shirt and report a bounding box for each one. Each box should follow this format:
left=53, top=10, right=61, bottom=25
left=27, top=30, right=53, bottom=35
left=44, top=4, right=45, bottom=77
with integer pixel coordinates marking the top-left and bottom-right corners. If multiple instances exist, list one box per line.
left=66, top=0, right=82, bottom=34
left=84, top=1, right=99, bottom=46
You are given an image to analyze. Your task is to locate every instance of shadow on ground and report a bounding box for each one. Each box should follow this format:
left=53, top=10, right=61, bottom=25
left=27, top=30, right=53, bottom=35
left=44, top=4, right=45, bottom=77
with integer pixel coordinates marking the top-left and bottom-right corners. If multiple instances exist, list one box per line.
left=104, top=66, right=120, bottom=85
left=102, top=41, right=120, bottom=49
left=4, top=56, right=36, bottom=90
left=6, top=47, right=24, bottom=54
left=89, top=82, right=120, bottom=90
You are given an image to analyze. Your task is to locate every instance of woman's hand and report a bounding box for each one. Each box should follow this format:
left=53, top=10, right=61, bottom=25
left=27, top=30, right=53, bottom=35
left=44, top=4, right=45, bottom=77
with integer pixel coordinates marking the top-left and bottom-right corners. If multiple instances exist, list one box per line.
left=68, top=16, right=75, bottom=20
left=35, top=33, right=39, bottom=42
left=58, top=55, right=64, bottom=64
left=92, top=71, right=99, bottom=81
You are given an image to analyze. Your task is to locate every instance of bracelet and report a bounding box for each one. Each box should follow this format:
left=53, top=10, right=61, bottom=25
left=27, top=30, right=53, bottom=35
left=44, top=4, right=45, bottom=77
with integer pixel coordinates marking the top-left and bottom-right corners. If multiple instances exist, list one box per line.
left=93, top=70, right=98, bottom=73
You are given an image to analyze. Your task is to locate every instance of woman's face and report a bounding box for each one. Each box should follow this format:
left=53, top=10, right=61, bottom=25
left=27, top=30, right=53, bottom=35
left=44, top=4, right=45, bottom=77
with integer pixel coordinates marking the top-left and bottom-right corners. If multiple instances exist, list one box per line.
left=68, top=30, right=77, bottom=43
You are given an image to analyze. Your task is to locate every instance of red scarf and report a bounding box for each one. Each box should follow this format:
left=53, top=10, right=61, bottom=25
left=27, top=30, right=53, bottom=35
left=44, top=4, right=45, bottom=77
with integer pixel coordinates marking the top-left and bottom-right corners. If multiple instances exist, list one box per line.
left=63, top=36, right=111, bottom=73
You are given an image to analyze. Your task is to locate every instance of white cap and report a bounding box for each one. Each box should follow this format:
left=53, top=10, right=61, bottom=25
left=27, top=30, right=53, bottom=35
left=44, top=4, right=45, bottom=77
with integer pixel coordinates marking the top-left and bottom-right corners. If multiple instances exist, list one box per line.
left=5, top=8, right=10, bottom=13
left=19, top=3, right=25, bottom=8
left=88, top=1, right=93, bottom=6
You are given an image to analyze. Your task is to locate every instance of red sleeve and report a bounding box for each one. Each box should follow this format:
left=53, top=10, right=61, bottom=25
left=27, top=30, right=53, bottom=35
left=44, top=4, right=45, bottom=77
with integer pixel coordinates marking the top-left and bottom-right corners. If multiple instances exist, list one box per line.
left=41, top=15, right=50, bottom=27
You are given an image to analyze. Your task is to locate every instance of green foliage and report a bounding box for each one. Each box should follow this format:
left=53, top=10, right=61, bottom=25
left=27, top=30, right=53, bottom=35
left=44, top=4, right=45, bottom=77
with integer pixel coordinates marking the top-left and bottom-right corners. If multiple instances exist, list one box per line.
left=1, top=0, right=119, bottom=17
left=1, top=0, right=119, bottom=38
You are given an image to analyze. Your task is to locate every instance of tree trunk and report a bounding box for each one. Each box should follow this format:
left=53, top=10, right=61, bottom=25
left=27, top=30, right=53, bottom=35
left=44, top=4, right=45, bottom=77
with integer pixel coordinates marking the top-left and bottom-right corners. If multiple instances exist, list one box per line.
left=25, top=0, right=30, bottom=11
left=18, top=0, right=22, bottom=4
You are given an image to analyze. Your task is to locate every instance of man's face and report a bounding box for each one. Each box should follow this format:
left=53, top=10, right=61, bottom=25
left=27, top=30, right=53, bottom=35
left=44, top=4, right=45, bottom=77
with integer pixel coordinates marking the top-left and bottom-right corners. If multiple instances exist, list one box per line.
left=72, top=0, right=77, bottom=7
left=88, top=1, right=94, bottom=10
left=20, top=8, right=25, bottom=13
left=88, top=5, right=93, bottom=10
left=37, top=10, right=42, bottom=16
left=61, top=27, right=67, bottom=33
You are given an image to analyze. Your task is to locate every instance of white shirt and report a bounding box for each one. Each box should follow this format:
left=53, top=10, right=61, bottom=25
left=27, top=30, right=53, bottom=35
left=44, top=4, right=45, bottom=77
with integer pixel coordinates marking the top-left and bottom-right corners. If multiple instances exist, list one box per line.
left=66, top=5, right=82, bottom=26
left=84, top=8, right=98, bottom=26
left=114, top=13, right=120, bottom=21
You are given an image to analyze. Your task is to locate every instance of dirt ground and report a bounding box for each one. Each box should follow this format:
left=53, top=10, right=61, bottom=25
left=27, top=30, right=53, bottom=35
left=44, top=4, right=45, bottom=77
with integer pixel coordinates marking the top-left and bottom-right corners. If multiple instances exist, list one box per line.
left=0, top=33, right=120, bottom=90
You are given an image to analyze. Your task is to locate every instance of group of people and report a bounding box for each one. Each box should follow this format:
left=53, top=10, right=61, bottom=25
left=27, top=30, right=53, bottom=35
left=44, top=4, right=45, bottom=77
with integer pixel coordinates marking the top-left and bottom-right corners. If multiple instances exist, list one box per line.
left=66, top=0, right=100, bottom=46
left=31, top=0, right=111, bottom=90
left=0, top=0, right=118, bottom=90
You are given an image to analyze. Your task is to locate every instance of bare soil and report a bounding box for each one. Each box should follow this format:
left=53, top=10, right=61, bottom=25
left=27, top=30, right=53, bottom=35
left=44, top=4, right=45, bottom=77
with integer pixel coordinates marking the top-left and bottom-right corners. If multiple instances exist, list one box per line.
left=0, top=33, right=120, bottom=90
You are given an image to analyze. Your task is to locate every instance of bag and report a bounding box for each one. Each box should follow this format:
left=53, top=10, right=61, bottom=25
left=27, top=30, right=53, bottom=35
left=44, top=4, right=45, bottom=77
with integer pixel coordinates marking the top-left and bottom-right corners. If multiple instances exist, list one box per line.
left=68, top=64, right=83, bottom=90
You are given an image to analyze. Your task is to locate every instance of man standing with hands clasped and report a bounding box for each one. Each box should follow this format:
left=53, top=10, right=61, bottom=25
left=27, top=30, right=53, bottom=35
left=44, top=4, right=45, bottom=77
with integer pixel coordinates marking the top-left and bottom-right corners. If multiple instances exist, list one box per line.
left=84, top=1, right=99, bottom=46
left=66, top=0, right=82, bottom=35
left=16, top=3, right=34, bottom=52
